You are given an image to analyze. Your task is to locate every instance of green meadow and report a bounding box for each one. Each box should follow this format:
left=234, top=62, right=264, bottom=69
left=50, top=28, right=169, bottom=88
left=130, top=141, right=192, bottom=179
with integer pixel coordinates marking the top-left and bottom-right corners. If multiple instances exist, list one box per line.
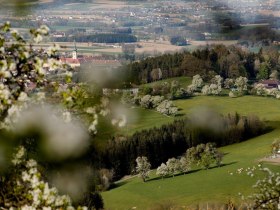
left=141, top=77, right=192, bottom=89
left=102, top=95, right=280, bottom=210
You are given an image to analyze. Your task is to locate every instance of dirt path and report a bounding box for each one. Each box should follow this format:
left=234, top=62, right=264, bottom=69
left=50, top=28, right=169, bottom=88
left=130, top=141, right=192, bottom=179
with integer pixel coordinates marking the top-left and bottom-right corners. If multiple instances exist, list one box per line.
left=260, top=157, right=280, bottom=165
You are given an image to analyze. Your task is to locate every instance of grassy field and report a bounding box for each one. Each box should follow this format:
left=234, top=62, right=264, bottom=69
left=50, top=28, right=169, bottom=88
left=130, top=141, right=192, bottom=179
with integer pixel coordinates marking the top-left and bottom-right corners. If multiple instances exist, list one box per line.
left=141, top=77, right=192, bottom=89
left=174, top=95, right=280, bottom=121
left=102, top=95, right=280, bottom=210
left=118, top=108, right=174, bottom=136
left=95, top=107, right=173, bottom=149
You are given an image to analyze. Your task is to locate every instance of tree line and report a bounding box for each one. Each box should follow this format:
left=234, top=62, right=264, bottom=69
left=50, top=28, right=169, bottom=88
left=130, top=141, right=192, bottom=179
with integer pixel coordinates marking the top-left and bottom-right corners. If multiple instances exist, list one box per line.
left=120, top=45, right=280, bottom=84
left=98, top=112, right=266, bottom=179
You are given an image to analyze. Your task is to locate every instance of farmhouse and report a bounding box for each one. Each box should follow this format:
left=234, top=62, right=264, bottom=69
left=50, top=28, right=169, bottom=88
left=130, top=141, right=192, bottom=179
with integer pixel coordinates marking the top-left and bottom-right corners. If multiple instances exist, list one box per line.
left=52, top=32, right=66, bottom=38
left=258, top=80, right=280, bottom=90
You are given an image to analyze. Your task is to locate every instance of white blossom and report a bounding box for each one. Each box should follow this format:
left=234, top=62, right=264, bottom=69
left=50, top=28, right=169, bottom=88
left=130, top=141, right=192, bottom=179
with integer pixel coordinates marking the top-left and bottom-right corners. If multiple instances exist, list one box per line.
left=18, top=92, right=29, bottom=102
left=85, top=107, right=96, bottom=114
left=35, top=92, right=46, bottom=102
left=12, top=146, right=26, bottom=165
left=100, top=108, right=110, bottom=116
left=21, top=205, right=36, bottom=210
left=33, top=34, right=43, bottom=43
left=136, top=156, right=151, bottom=182
left=63, top=111, right=72, bottom=123
left=118, top=115, right=127, bottom=127
left=191, top=74, right=203, bottom=91
left=88, top=121, right=97, bottom=134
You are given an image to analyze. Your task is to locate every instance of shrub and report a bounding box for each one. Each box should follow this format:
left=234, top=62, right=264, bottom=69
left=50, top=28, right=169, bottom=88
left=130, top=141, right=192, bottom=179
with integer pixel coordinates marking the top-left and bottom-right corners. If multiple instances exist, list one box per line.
left=156, top=100, right=178, bottom=115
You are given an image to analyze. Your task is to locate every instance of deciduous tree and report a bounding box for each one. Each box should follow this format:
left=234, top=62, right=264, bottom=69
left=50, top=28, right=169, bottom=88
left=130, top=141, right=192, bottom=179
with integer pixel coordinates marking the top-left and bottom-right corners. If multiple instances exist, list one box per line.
left=136, top=156, right=151, bottom=182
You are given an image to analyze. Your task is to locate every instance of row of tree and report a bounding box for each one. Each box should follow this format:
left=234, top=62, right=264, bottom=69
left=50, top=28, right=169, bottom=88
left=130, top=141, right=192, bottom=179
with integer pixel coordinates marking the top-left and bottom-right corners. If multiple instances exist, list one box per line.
left=135, top=143, right=223, bottom=182
left=136, top=74, right=248, bottom=101
left=120, top=45, right=280, bottom=84
left=99, top=113, right=266, bottom=179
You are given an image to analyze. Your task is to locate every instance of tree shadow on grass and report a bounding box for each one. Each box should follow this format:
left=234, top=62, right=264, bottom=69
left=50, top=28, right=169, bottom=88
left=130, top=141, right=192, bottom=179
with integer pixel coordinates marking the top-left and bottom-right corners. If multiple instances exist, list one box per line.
left=208, top=161, right=238, bottom=170
left=109, top=161, right=239, bottom=189
left=109, top=180, right=129, bottom=190
left=222, top=152, right=229, bottom=156
left=175, top=113, right=185, bottom=117
left=147, top=168, right=203, bottom=182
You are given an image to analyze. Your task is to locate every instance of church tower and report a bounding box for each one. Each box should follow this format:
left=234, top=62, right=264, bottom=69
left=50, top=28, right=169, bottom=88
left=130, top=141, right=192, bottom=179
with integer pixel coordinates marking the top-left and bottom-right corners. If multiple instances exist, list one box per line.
left=72, top=41, right=77, bottom=59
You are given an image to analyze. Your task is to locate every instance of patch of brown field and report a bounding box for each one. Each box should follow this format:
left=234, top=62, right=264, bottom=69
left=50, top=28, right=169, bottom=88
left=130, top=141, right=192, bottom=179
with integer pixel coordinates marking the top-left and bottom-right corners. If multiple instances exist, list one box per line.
left=136, top=41, right=183, bottom=53
left=39, top=0, right=54, bottom=3
left=33, top=42, right=92, bottom=47
left=259, top=10, right=280, bottom=17
left=259, top=157, right=280, bottom=165
left=90, top=0, right=140, bottom=9
left=93, top=48, right=122, bottom=53
left=94, top=0, right=126, bottom=5
left=190, top=40, right=238, bottom=46
left=90, top=41, right=184, bottom=54
left=63, top=3, right=85, bottom=6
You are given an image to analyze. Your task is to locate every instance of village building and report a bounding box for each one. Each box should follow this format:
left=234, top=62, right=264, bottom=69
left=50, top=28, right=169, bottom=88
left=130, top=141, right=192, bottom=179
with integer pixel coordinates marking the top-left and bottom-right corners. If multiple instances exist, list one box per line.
left=52, top=32, right=66, bottom=38
left=59, top=42, right=81, bottom=68
left=258, top=80, right=280, bottom=90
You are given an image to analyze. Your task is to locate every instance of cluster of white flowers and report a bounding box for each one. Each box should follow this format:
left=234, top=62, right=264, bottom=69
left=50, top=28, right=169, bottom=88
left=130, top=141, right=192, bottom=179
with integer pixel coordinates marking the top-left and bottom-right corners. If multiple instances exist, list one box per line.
left=139, top=94, right=178, bottom=115
left=31, top=25, right=49, bottom=44
left=231, top=165, right=259, bottom=177
left=0, top=22, right=66, bottom=130
left=0, top=22, right=98, bottom=209
left=156, top=100, right=178, bottom=115
left=89, top=118, right=98, bottom=134
left=35, top=92, right=46, bottom=103
left=100, top=108, right=110, bottom=117
left=0, top=83, right=11, bottom=106
left=201, top=75, right=223, bottom=96
left=224, top=78, right=235, bottom=89
left=11, top=146, right=26, bottom=165
left=201, top=84, right=222, bottom=95
left=235, top=76, right=248, bottom=92
left=0, top=59, right=12, bottom=78
left=156, top=156, right=191, bottom=179
left=139, top=94, right=154, bottom=109
left=236, top=167, right=244, bottom=174
left=271, top=138, right=280, bottom=158
left=1, top=92, right=47, bottom=129
left=253, top=84, right=280, bottom=99
left=188, top=74, right=203, bottom=92
left=232, top=164, right=280, bottom=209
left=3, top=104, right=24, bottom=129
left=18, top=92, right=29, bottom=102
left=135, top=156, right=151, bottom=182
left=111, top=114, right=127, bottom=128
left=212, top=75, right=223, bottom=87
left=85, top=107, right=98, bottom=134
left=46, top=44, right=60, bottom=57
left=85, top=107, right=96, bottom=114
left=10, top=147, right=89, bottom=210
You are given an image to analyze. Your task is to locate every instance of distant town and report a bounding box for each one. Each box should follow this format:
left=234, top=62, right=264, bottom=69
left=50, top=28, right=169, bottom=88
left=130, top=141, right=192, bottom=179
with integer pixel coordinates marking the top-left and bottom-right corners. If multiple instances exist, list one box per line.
left=1, top=0, right=280, bottom=58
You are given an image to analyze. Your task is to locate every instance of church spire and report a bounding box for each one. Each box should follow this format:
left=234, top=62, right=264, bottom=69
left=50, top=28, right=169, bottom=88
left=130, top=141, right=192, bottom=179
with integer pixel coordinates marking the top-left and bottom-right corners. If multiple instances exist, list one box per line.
left=74, top=40, right=77, bottom=52
left=72, top=40, right=77, bottom=59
